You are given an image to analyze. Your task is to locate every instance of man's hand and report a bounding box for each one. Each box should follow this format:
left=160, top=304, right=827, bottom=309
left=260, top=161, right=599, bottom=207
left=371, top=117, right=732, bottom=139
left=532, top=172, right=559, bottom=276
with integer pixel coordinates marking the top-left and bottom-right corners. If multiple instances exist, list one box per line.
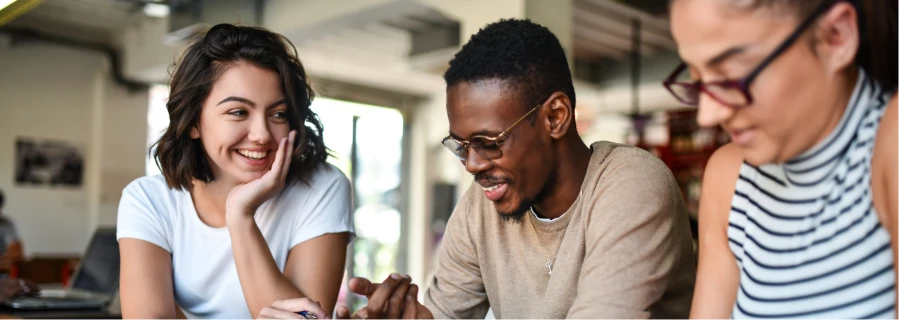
left=336, top=274, right=433, bottom=319
left=0, top=278, right=39, bottom=301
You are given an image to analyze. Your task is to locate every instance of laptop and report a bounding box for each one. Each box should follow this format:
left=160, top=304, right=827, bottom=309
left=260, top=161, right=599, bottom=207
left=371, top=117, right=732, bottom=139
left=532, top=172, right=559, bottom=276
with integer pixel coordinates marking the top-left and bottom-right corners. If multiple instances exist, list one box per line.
left=3, top=227, right=120, bottom=310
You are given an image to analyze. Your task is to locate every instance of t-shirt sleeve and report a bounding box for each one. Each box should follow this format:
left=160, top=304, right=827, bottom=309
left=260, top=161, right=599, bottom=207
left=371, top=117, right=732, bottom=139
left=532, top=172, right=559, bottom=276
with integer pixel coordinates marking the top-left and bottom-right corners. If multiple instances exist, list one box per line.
left=116, top=178, right=173, bottom=252
left=424, top=183, right=489, bottom=319
left=290, top=166, right=356, bottom=248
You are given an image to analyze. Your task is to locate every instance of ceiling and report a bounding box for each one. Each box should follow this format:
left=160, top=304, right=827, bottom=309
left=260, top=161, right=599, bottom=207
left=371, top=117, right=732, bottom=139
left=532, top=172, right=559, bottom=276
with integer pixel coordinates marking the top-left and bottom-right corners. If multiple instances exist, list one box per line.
left=2, top=0, right=148, bottom=46
left=3, top=0, right=674, bottom=60
left=1, top=0, right=676, bottom=89
left=572, top=0, right=676, bottom=63
left=283, top=0, right=676, bottom=82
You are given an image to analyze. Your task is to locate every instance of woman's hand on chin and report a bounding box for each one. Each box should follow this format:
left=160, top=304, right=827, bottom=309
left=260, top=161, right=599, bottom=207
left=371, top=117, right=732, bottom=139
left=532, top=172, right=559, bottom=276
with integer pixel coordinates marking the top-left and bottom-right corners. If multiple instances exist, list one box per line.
left=225, top=130, right=296, bottom=224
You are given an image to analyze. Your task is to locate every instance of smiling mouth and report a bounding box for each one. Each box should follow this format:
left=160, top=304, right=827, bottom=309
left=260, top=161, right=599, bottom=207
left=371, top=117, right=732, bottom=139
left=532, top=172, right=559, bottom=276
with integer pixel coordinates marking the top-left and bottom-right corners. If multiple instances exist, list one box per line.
left=728, top=127, right=757, bottom=146
left=236, top=149, right=268, bottom=160
left=480, top=182, right=508, bottom=202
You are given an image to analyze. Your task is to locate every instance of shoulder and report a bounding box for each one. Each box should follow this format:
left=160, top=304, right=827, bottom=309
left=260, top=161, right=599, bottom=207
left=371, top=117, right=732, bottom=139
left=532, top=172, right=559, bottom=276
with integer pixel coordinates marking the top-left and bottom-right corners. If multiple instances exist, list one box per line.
left=871, top=94, right=897, bottom=217
left=700, top=143, right=742, bottom=202
left=590, top=141, right=676, bottom=187
left=705, top=143, right=743, bottom=176
left=0, top=217, right=15, bottom=230
left=698, top=144, right=743, bottom=232
left=285, top=163, right=349, bottom=193
left=310, top=162, right=350, bottom=184
left=119, top=175, right=180, bottom=218
left=278, top=163, right=352, bottom=207
left=122, top=174, right=176, bottom=199
left=604, top=142, right=668, bottom=168
left=873, top=94, right=897, bottom=171
left=117, top=175, right=177, bottom=248
left=293, top=163, right=350, bottom=190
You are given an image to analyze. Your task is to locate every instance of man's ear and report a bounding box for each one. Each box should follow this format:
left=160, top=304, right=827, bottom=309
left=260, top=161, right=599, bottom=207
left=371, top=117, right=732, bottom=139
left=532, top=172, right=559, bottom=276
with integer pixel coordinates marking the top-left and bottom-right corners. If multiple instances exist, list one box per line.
left=543, top=92, right=574, bottom=140
left=815, top=2, right=860, bottom=73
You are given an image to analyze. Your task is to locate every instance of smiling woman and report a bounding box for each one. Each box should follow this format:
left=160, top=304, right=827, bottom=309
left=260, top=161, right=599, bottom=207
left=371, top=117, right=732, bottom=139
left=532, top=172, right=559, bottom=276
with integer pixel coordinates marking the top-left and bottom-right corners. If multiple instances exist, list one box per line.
left=116, top=23, right=354, bottom=319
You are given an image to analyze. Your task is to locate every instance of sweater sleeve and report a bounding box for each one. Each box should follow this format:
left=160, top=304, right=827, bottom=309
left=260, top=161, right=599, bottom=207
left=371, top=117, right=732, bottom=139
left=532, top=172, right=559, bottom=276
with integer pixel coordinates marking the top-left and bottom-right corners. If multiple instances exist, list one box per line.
left=567, top=147, right=696, bottom=319
left=423, top=183, right=490, bottom=319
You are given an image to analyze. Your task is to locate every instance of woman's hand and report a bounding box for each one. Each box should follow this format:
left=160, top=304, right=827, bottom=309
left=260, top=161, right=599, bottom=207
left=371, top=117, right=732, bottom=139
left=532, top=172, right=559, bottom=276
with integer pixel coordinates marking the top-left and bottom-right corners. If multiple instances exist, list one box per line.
left=259, top=298, right=329, bottom=319
left=226, top=130, right=296, bottom=223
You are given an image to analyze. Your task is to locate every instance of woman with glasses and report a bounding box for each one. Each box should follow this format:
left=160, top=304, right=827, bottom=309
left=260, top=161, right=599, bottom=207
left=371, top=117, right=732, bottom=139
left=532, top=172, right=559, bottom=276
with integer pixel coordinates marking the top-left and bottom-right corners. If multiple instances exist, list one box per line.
left=667, top=0, right=897, bottom=318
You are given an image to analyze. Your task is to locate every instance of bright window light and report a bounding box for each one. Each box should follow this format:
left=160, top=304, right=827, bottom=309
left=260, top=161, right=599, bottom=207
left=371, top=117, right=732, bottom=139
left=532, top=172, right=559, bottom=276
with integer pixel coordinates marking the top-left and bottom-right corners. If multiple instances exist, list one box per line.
left=0, top=0, right=18, bottom=12
left=143, top=3, right=169, bottom=18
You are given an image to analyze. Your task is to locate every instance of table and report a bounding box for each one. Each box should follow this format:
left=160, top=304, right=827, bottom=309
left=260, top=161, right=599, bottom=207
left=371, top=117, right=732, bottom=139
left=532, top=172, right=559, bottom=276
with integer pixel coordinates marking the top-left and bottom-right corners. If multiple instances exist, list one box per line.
left=0, top=308, right=122, bottom=320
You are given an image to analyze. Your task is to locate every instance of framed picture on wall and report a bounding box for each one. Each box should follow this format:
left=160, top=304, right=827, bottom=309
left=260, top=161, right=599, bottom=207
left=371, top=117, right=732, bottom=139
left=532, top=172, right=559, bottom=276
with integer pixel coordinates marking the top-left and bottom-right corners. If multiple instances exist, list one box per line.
left=14, top=137, right=84, bottom=188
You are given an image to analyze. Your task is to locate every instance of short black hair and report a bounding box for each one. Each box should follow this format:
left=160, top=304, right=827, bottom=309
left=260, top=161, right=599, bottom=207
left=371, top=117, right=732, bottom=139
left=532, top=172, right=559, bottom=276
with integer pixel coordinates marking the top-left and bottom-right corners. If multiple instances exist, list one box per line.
left=0, top=188, right=4, bottom=208
left=443, top=18, right=576, bottom=111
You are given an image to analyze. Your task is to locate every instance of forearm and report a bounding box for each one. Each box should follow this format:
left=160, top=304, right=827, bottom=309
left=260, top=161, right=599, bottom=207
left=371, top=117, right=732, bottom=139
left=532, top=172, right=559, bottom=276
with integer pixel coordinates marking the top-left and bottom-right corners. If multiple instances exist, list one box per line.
left=122, top=308, right=175, bottom=318
left=228, top=214, right=305, bottom=318
left=119, top=239, right=178, bottom=319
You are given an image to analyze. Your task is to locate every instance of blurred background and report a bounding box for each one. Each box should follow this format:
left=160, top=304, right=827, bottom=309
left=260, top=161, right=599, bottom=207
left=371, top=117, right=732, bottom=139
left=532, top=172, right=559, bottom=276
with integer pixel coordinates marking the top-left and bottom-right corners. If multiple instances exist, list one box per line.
left=0, top=0, right=725, bottom=315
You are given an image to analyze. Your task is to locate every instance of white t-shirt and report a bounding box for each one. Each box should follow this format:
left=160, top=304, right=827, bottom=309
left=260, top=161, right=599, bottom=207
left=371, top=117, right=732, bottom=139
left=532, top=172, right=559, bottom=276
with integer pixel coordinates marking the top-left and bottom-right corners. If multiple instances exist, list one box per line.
left=116, top=164, right=355, bottom=319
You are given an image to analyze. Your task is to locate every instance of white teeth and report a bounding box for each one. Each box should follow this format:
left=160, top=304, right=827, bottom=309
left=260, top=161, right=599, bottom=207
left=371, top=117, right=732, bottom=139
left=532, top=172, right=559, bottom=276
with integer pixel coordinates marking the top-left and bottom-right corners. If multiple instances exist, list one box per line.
left=237, top=150, right=267, bottom=160
left=481, top=184, right=501, bottom=192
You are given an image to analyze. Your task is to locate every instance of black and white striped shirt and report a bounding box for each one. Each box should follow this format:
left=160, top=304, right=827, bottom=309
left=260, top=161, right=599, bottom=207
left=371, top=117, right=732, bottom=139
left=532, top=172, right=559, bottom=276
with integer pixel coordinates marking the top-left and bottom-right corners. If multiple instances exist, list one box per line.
left=728, top=70, right=896, bottom=318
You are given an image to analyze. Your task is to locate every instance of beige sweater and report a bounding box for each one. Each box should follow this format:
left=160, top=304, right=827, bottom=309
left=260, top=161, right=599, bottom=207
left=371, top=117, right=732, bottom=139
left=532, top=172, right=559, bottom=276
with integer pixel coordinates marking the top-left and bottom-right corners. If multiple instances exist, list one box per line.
left=423, top=141, right=696, bottom=319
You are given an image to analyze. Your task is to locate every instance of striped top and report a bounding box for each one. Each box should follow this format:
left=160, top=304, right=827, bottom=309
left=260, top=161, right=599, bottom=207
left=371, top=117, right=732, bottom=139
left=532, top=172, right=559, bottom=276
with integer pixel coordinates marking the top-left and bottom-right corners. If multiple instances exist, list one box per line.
left=728, top=70, right=896, bottom=319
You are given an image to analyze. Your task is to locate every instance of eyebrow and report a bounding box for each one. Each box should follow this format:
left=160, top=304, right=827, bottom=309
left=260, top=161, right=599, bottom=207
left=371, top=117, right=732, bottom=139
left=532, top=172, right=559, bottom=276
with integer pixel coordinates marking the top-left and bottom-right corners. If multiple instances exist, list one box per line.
left=703, top=45, right=748, bottom=68
left=217, top=96, right=287, bottom=109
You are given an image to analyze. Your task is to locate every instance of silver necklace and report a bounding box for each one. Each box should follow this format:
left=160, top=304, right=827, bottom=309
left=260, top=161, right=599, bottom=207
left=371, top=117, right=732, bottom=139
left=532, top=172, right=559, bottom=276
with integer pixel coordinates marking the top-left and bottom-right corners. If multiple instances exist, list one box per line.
left=545, top=256, right=556, bottom=275
left=531, top=207, right=561, bottom=276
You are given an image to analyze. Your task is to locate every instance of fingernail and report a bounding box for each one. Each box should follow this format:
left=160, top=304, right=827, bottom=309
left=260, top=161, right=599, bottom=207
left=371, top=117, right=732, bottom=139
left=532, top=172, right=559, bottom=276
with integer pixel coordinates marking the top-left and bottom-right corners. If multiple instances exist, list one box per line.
left=390, top=273, right=401, bottom=280
left=404, top=274, right=411, bottom=279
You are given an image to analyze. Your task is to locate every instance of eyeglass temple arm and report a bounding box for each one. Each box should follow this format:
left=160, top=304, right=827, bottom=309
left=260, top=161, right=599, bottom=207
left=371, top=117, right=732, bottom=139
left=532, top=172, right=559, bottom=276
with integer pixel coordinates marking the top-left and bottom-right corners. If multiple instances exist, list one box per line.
left=743, top=0, right=841, bottom=85
left=665, top=63, right=688, bottom=84
left=497, top=104, right=542, bottom=140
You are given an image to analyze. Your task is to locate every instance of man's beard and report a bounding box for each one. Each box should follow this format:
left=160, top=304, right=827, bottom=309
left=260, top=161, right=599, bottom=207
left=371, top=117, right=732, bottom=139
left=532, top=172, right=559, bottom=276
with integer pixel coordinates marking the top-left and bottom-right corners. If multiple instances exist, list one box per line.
left=497, top=170, right=558, bottom=223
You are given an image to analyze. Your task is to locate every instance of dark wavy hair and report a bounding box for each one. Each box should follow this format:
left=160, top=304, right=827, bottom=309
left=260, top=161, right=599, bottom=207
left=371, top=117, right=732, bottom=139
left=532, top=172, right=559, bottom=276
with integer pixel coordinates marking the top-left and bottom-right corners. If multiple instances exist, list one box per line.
left=152, top=23, right=328, bottom=191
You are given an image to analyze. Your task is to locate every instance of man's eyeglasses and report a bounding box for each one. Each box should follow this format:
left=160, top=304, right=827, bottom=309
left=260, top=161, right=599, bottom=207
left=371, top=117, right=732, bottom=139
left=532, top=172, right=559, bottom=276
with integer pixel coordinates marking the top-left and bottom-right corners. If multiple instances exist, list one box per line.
left=441, top=103, right=542, bottom=161
left=663, top=0, right=844, bottom=108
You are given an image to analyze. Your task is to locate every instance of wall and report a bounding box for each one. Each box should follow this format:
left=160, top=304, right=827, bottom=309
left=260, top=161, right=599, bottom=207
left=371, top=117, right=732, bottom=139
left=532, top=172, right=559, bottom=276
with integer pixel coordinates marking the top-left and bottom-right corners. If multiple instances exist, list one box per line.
left=0, top=39, right=148, bottom=256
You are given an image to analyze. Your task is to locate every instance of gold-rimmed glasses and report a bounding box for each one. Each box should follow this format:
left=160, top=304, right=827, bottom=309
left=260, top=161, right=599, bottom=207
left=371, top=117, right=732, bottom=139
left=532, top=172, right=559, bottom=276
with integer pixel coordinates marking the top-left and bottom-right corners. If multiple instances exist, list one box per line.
left=441, top=103, right=542, bottom=161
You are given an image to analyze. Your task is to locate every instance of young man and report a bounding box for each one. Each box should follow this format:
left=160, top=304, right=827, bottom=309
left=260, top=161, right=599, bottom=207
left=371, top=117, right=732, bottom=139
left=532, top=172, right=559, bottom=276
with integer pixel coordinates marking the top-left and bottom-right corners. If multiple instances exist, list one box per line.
left=270, top=18, right=697, bottom=319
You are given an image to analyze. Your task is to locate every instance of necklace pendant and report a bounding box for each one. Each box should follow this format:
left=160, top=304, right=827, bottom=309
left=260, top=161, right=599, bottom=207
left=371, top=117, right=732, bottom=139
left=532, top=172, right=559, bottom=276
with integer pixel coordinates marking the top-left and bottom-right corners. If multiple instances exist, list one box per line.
left=545, top=261, right=553, bottom=276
